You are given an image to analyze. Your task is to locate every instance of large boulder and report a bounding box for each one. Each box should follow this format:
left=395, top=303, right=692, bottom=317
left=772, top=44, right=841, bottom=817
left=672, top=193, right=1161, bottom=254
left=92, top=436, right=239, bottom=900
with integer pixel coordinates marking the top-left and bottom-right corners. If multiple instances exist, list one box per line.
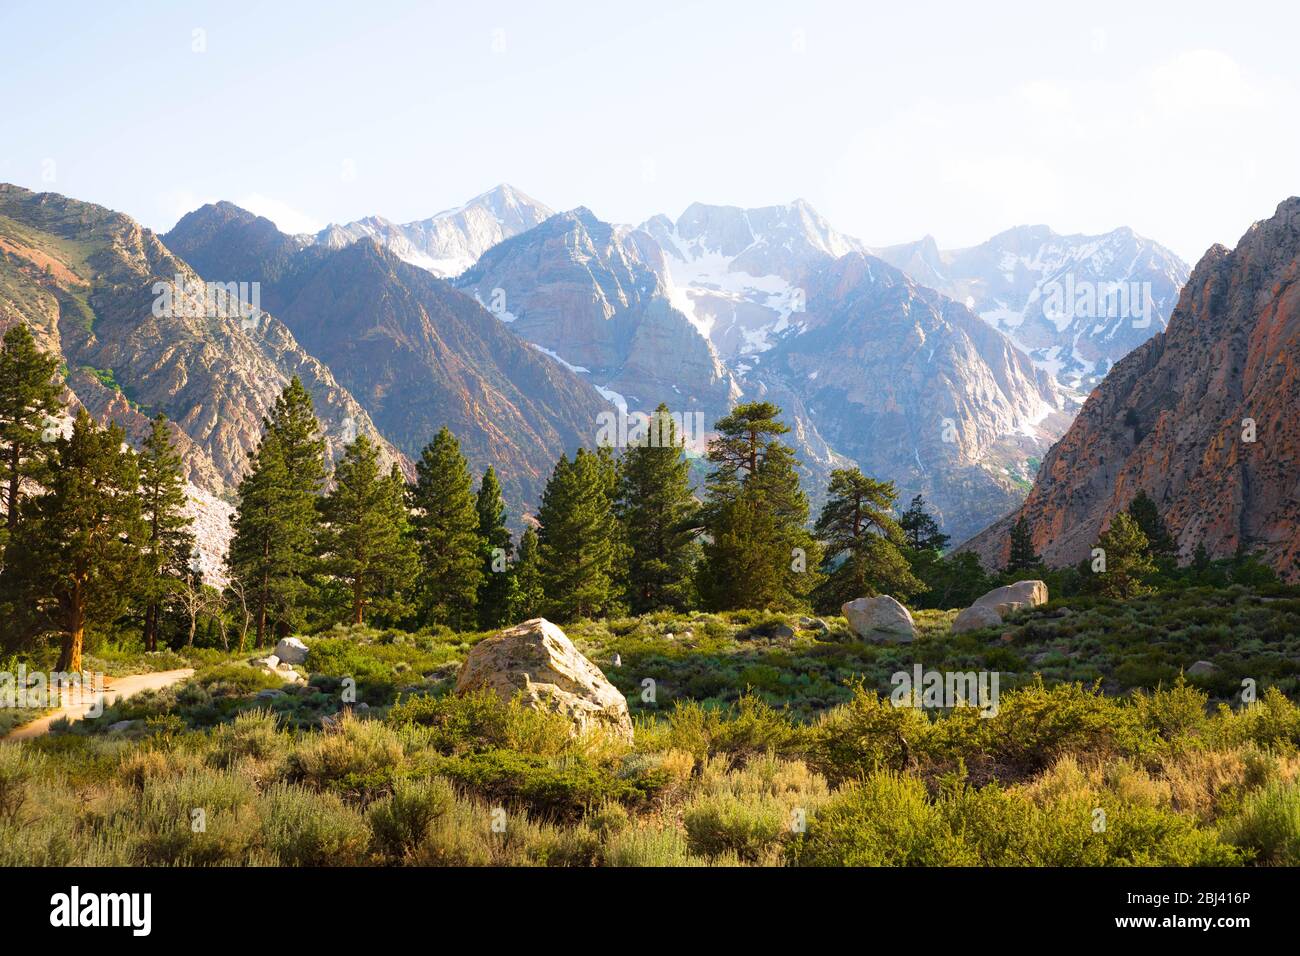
left=274, top=636, right=310, bottom=665
left=971, top=581, right=1048, bottom=618
left=841, top=596, right=916, bottom=643
left=951, top=603, right=1003, bottom=634
left=455, top=618, right=634, bottom=742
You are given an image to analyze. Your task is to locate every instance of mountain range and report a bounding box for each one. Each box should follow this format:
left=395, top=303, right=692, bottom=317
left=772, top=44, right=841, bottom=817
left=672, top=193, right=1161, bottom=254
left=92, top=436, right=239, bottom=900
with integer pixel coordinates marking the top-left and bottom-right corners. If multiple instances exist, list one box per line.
left=8, top=178, right=1263, bottom=573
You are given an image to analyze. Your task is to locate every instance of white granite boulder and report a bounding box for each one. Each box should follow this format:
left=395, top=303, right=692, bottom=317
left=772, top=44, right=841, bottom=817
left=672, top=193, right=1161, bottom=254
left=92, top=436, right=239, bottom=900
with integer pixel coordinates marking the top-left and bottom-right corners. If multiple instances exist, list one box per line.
left=841, top=596, right=917, bottom=643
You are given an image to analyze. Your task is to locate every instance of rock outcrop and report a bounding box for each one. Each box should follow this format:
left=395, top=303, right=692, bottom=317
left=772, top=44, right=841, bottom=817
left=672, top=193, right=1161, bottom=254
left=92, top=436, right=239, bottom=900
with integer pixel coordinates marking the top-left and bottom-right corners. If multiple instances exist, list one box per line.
left=841, top=596, right=917, bottom=643
left=455, top=618, right=634, bottom=742
left=962, top=199, right=1300, bottom=580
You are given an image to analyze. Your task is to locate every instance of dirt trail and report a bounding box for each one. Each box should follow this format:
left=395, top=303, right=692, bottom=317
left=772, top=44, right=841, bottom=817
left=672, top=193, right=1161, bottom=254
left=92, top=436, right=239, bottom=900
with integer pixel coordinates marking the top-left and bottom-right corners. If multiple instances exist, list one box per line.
left=3, top=668, right=195, bottom=742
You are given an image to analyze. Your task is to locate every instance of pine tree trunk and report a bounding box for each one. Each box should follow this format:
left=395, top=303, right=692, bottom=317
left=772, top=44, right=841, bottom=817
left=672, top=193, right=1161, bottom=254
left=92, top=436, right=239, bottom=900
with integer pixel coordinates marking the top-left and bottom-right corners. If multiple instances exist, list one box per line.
left=57, top=598, right=85, bottom=674
left=143, top=602, right=157, bottom=652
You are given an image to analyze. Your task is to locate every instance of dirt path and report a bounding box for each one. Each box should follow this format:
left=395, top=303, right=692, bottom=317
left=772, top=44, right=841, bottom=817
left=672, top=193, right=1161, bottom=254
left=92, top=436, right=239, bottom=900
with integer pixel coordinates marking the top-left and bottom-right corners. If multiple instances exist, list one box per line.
left=3, top=668, right=195, bottom=742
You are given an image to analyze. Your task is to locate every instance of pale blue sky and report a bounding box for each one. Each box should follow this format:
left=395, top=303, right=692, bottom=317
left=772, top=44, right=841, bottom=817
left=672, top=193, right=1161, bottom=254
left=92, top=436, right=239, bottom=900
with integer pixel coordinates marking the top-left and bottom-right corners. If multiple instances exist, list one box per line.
left=1, top=0, right=1295, bottom=262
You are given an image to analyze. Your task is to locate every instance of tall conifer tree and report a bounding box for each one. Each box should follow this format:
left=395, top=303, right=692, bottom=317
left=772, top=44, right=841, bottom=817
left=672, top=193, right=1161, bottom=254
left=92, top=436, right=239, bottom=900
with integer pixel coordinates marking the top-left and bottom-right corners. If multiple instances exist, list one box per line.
left=227, top=377, right=326, bottom=643
left=410, top=427, right=481, bottom=629
left=474, top=466, right=516, bottom=629
left=537, top=449, right=619, bottom=621
left=617, top=404, right=699, bottom=612
left=319, top=435, right=418, bottom=625
left=138, top=414, right=194, bottom=651
left=0, top=323, right=62, bottom=536
left=8, top=409, right=145, bottom=672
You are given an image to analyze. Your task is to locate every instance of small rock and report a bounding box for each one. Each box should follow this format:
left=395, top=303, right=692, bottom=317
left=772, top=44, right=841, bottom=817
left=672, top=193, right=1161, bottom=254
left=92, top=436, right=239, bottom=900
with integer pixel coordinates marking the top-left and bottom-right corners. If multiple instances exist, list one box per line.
left=255, top=689, right=285, bottom=700
left=841, top=596, right=917, bottom=643
left=1187, top=660, right=1219, bottom=677
left=1000, top=632, right=1015, bottom=644
left=107, top=719, right=137, bottom=733
left=274, top=637, right=309, bottom=665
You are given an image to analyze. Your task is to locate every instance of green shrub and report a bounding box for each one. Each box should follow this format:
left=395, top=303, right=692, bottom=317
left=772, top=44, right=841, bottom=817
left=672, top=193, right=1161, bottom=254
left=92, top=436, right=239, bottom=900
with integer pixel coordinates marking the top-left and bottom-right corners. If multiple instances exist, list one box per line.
left=683, top=793, right=788, bottom=862
left=368, top=777, right=456, bottom=861
left=789, top=772, right=977, bottom=866
left=1224, top=780, right=1300, bottom=864
left=258, top=783, right=370, bottom=866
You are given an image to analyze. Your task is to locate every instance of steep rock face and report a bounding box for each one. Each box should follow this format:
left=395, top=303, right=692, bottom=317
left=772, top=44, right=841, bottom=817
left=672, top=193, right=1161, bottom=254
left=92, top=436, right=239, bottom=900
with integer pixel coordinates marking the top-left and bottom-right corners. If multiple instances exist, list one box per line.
left=762, top=253, right=1068, bottom=542
left=962, top=199, right=1300, bottom=578
left=457, top=207, right=738, bottom=429
left=0, top=184, right=403, bottom=498
left=314, top=184, right=552, bottom=277
left=874, top=226, right=1189, bottom=392
left=166, top=204, right=614, bottom=516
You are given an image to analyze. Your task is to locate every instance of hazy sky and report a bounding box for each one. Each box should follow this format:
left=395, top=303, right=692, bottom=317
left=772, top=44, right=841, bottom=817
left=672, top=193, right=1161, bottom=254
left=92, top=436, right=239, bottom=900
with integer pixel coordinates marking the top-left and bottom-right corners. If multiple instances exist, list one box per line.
left=2, top=0, right=1295, bottom=263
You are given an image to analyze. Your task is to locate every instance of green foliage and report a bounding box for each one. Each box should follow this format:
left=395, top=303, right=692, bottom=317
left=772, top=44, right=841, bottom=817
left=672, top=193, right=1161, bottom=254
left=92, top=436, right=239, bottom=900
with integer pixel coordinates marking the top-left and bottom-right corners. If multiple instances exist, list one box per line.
left=474, top=466, right=516, bottom=629
left=1006, top=515, right=1039, bottom=573
left=6, top=408, right=146, bottom=670
left=227, top=377, right=326, bottom=644
left=318, top=435, right=418, bottom=627
left=537, top=448, right=621, bottom=621
left=411, top=427, right=482, bottom=629
left=616, top=404, right=699, bottom=614
left=1092, top=512, right=1158, bottom=599
left=899, top=494, right=950, bottom=553
left=813, top=468, right=923, bottom=611
left=698, top=403, right=820, bottom=612
left=136, top=414, right=194, bottom=652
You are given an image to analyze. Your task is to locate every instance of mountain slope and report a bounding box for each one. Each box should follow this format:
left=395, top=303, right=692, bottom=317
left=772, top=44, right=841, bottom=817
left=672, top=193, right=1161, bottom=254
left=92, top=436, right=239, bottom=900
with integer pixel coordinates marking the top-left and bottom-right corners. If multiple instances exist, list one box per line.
left=456, top=207, right=739, bottom=428
left=873, top=226, right=1190, bottom=391
left=0, top=183, right=406, bottom=579
left=166, top=202, right=615, bottom=515
left=962, top=199, right=1300, bottom=578
left=315, top=184, right=552, bottom=277
left=760, top=252, right=1068, bottom=542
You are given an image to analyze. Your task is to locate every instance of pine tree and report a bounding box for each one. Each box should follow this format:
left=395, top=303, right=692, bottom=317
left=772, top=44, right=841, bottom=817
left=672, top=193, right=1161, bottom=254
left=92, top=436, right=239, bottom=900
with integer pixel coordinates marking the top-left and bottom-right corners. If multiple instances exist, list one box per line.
left=898, top=494, right=950, bottom=553
left=537, top=449, right=619, bottom=621
left=1006, top=515, right=1040, bottom=573
left=1126, top=490, right=1176, bottom=563
left=319, top=435, right=419, bottom=625
left=512, top=526, right=545, bottom=622
left=0, top=323, right=62, bottom=536
left=227, top=377, right=326, bottom=644
left=474, top=466, right=516, bottom=629
left=410, top=427, right=481, bottom=629
left=8, top=409, right=145, bottom=672
left=698, top=402, right=818, bottom=610
left=616, top=403, right=699, bottom=613
left=1092, top=512, right=1157, bottom=599
left=812, top=468, right=922, bottom=611
left=138, top=414, right=194, bottom=651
